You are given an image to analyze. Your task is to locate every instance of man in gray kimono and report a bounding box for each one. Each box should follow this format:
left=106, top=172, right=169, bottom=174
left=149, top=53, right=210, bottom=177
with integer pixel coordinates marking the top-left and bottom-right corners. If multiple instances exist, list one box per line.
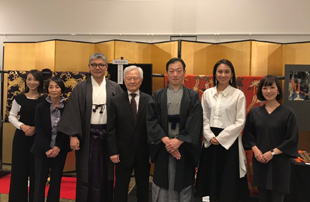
left=58, top=52, right=123, bottom=202
left=147, top=58, right=203, bottom=202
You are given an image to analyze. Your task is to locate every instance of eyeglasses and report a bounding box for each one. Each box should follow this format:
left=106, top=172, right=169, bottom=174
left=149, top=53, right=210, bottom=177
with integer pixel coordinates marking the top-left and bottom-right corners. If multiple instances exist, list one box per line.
left=125, top=77, right=140, bottom=81
left=90, top=63, right=107, bottom=68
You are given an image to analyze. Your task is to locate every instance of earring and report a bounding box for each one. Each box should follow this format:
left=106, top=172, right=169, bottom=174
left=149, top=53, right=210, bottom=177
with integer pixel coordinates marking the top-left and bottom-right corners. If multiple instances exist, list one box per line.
left=277, top=92, right=280, bottom=95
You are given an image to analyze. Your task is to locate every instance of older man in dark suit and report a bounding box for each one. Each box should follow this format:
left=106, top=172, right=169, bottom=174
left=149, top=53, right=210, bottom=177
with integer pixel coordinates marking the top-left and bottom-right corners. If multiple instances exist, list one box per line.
left=107, top=65, right=151, bottom=202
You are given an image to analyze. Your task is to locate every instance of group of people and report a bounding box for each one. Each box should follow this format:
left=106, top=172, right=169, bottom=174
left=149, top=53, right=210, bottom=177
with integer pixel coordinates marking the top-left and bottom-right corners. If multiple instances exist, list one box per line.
left=8, top=52, right=299, bottom=202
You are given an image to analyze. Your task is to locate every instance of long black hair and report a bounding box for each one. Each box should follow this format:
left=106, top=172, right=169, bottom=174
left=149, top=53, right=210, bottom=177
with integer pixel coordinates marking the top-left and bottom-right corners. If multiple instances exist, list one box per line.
left=212, top=59, right=237, bottom=88
left=24, top=70, right=44, bottom=94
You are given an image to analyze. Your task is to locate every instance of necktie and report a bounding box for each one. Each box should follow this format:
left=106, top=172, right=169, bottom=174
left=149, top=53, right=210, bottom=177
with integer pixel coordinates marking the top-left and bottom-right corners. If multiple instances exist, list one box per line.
left=130, top=93, right=137, bottom=122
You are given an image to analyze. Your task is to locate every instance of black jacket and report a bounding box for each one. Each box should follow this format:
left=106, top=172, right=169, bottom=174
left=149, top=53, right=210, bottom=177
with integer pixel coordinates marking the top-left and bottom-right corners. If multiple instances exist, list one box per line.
left=31, top=99, right=70, bottom=157
left=107, top=91, right=151, bottom=167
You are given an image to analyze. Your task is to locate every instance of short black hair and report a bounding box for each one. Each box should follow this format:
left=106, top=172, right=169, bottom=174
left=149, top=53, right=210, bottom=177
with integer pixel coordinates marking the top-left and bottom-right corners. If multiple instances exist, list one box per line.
left=213, top=59, right=237, bottom=88
left=166, top=58, right=186, bottom=71
left=45, top=77, right=65, bottom=94
left=25, top=69, right=44, bottom=93
left=42, top=68, right=53, bottom=81
left=257, top=75, right=283, bottom=101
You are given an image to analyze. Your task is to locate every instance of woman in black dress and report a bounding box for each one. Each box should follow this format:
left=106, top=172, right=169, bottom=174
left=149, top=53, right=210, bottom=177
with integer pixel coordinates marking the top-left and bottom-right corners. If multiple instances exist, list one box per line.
left=243, top=75, right=299, bottom=202
left=31, top=77, right=70, bottom=202
left=8, top=70, right=45, bottom=202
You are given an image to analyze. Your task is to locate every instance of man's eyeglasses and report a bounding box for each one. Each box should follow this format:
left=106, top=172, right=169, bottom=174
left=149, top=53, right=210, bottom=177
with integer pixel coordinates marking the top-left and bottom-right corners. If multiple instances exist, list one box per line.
left=90, top=63, right=107, bottom=68
left=125, top=77, right=140, bottom=81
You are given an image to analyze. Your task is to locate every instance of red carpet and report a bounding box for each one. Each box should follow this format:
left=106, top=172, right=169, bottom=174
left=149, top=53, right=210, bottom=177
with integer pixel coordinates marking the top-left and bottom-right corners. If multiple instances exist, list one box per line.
left=0, top=174, right=76, bottom=200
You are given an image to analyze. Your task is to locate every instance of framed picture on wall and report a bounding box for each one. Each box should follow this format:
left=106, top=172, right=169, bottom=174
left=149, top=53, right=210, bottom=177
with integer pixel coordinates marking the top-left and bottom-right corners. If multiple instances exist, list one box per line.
left=288, top=71, right=310, bottom=101
left=284, top=65, right=310, bottom=131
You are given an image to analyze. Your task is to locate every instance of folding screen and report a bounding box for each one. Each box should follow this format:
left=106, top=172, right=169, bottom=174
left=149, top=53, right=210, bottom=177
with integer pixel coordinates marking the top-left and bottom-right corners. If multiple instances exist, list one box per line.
left=2, top=39, right=310, bottom=169
left=54, top=40, right=94, bottom=72
left=95, top=41, right=115, bottom=63
left=284, top=42, right=310, bottom=65
left=114, top=41, right=152, bottom=63
left=181, top=41, right=251, bottom=76
left=35, top=41, right=56, bottom=71
left=4, top=43, right=37, bottom=69
left=251, top=41, right=283, bottom=76
left=217, top=41, right=251, bottom=76
left=181, top=41, right=212, bottom=75
left=151, top=41, right=178, bottom=91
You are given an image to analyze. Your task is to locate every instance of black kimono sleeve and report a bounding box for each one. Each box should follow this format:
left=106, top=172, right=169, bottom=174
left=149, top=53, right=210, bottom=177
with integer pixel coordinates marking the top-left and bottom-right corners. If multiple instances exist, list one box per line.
left=55, top=131, right=70, bottom=152
left=177, top=91, right=202, bottom=147
left=146, top=95, right=167, bottom=144
left=57, top=82, right=85, bottom=138
left=177, top=90, right=203, bottom=165
left=146, top=92, right=168, bottom=161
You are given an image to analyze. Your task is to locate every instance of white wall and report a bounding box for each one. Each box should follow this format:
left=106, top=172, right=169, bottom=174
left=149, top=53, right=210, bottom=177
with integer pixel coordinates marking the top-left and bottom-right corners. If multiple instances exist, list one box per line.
left=1, top=0, right=310, bottom=67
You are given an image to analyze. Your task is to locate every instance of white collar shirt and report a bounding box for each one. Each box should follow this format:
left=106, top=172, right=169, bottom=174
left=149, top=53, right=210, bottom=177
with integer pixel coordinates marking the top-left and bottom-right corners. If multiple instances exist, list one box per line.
left=90, top=76, right=107, bottom=124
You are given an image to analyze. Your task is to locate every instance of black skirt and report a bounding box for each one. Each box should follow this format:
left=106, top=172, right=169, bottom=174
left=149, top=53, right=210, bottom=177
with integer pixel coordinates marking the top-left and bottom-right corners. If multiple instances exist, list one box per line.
left=195, top=127, right=249, bottom=202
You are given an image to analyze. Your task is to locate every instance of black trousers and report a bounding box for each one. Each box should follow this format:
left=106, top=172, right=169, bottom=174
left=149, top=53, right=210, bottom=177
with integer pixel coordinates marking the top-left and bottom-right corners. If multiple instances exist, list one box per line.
left=9, top=130, right=35, bottom=202
left=195, top=127, right=249, bottom=202
left=86, top=125, right=110, bottom=202
left=33, top=152, right=67, bottom=202
left=258, top=187, right=285, bottom=202
left=76, top=125, right=113, bottom=202
left=114, top=159, right=150, bottom=202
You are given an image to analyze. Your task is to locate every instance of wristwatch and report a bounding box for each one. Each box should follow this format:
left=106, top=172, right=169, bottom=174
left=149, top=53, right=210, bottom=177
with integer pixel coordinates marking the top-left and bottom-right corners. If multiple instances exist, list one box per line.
left=271, top=149, right=276, bottom=156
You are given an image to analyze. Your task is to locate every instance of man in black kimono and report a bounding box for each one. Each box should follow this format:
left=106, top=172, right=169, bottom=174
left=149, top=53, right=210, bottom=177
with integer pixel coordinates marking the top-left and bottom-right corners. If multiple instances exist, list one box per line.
left=147, top=58, right=203, bottom=202
left=58, top=52, right=123, bottom=202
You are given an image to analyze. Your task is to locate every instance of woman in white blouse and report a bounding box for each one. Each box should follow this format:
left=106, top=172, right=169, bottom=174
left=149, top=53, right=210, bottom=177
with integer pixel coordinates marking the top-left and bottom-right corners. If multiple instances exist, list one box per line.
left=195, top=59, right=249, bottom=202
left=8, top=70, right=46, bottom=202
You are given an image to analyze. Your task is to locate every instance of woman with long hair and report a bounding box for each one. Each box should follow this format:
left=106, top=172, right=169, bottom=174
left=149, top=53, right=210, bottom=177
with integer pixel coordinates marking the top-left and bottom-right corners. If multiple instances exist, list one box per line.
left=243, top=75, right=299, bottom=202
left=195, top=59, right=249, bottom=202
left=31, top=77, right=70, bottom=202
left=8, top=70, right=46, bottom=202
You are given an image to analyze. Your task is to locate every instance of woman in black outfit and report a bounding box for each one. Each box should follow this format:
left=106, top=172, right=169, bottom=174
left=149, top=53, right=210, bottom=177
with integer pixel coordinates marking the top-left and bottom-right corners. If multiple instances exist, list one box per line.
left=8, top=70, right=45, bottom=202
left=31, top=77, right=70, bottom=202
left=243, top=75, right=299, bottom=202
